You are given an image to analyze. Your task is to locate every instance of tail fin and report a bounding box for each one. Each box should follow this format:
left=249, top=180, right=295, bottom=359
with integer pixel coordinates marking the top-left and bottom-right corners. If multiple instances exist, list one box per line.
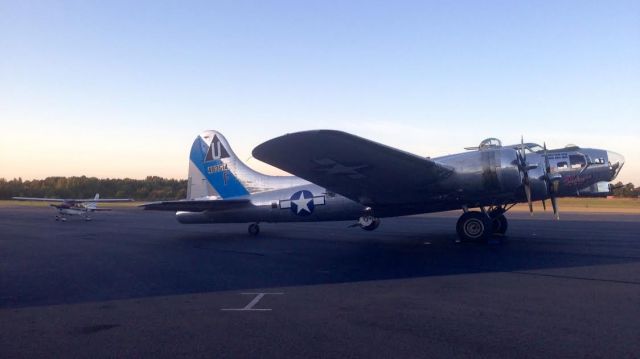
left=85, top=193, right=99, bottom=210
left=187, top=131, right=307, bottom=199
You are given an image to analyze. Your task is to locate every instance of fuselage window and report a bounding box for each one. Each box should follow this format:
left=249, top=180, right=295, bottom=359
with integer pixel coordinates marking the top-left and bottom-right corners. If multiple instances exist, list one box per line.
left=569, top=154, right=586, bottom=169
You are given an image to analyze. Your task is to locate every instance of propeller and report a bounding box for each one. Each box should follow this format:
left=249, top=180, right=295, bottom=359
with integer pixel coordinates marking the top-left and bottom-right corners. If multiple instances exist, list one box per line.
left=516, top=136, right=534, bottom=215
left=542, top=142, right=560, bottom=220
left=516, top=138, right=561, bottom=219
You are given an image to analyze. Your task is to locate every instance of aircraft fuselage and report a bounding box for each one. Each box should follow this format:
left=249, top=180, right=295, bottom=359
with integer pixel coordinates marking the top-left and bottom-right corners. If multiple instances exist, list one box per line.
left=144, top=130, right=624, bottom=240
left=176, top=145, right=621, bottom=224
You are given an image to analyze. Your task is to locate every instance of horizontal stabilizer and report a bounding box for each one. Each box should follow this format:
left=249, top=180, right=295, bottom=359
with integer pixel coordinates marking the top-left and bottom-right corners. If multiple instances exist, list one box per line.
left=139, top=199, right=252, bottom=212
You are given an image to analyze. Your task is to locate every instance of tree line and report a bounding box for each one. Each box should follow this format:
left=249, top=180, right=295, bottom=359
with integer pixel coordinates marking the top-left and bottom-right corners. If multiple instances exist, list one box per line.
left=611, top=182, right=640, bottom=198
left=0, top=176, right=187, bottom=201
left=0, top=176, right=637, bottom=201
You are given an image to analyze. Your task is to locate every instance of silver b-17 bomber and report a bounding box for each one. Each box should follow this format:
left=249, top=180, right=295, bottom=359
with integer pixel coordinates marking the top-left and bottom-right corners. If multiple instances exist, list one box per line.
left=143, top=130, right=625, bottom=242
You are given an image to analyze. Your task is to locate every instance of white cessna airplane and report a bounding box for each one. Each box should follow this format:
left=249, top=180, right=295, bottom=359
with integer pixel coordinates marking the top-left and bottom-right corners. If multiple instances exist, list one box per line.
left=12, top=193, right=133, bottom=221
left=142, top=130, right=623, bottom=241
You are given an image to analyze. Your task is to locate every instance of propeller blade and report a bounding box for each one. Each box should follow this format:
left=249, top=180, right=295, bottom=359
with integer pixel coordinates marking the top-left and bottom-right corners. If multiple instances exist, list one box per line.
left=543, top=142, right=551, bottom=173
left=551, top=195, right=559, bottom=220
left=524, top=181, right=533, bottom=215
left=542, top=141, right=560, bottom=219
left=578, top=162, right=591, bottom=177
left=542, top=200, right=547, bottom=211
left=517, top=135, right=533, bottom=215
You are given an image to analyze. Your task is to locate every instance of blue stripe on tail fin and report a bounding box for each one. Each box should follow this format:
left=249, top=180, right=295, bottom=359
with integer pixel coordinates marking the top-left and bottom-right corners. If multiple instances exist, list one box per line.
left=189, top=135, right=249, bottom=199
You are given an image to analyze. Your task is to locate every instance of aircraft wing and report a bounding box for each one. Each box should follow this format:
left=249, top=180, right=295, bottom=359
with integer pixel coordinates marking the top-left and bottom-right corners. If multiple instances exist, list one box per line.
left=140, top=199, right=252, bottom=212
left=13, top=197, right=67, bottom=202
left=252, top=130, right=454, bottom=206
left=12, top=197, right=132, bottom=203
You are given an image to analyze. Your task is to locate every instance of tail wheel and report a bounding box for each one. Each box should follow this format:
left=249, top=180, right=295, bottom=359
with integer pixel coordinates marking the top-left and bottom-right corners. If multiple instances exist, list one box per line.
left=248, top=223, right=260, bottom=236
left=360, top=218, right=380, bottom=231
left=456, top=212, right=492, bottom=242
left=359, top=216, right=380, bottom=231
left=491, top=215, right=508, bottom=235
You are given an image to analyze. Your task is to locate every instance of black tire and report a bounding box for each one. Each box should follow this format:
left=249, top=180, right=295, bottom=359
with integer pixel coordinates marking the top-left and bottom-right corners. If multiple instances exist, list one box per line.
left=456, top=212, right=492, bottom=242
left=492, top=215, right=508, bottom=235
left=361, top=218, right=380, bottom=231
left=248, top=223, right=260, bottom=236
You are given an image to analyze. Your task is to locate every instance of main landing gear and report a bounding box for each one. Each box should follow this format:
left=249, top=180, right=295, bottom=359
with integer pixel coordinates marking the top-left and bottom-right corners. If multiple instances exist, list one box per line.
left=358, top=215, right=380, bottom=231
left=456, top=205, right=513, bottom=242
left=248, top=223, right=260, bottom=236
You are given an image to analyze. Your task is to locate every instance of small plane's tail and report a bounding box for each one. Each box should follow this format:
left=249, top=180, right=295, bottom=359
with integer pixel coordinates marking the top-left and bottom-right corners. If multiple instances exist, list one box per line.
left=85, top=193, right=99, bottom=210
left=187, top=130, right=307, bottom=199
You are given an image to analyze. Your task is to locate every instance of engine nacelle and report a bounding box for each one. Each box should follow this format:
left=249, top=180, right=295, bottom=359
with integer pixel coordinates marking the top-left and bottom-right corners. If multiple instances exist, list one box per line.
left=442, top=148, right=524, bottom=199
left=493, top=148, right=524, bottom=194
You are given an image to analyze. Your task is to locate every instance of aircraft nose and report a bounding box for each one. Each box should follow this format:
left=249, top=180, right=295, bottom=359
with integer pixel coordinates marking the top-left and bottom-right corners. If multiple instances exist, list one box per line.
left=607, top=151, right=625, bottom=180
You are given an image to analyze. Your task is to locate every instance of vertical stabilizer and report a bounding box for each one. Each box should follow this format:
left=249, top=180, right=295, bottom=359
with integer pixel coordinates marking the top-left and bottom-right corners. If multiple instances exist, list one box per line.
left=187, top=131, right=307, bottom=200
left=85, top=193, right=99, bottom=210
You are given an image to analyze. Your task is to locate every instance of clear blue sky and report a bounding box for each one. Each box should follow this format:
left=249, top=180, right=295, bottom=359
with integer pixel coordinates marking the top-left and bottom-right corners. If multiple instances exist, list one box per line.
left=1, top=0, right=638, bottom=183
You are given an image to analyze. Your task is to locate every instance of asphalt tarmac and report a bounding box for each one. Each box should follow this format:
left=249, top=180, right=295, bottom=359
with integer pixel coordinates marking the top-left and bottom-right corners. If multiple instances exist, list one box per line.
left=1, top=206, right=639, bottom=358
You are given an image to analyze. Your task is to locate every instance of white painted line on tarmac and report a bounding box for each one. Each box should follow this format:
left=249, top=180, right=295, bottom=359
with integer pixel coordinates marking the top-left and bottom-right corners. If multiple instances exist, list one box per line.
left=221, top=292, right=284, bottom=311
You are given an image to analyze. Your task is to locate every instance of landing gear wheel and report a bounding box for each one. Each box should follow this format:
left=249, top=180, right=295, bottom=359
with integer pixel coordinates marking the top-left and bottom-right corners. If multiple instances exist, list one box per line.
left=359, top=216, right=380, bottom=231
left=362, top=218, right=380, bottom=231
left=456, top=211, right=492, bottom=242
left=491, top=215, right=508, bottom=235
left=248, top=223, right=260, bottom=236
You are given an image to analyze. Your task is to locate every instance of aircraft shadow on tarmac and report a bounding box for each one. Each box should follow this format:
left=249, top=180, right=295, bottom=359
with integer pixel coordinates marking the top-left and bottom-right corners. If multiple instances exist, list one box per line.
left=2, top=212, right=639, bottom=308
left=171, top=217, right=639, bottom=289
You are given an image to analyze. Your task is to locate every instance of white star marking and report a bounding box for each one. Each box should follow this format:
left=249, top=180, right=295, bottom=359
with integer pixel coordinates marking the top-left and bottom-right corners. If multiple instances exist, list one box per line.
left=291, top=192, right=312, bottom=214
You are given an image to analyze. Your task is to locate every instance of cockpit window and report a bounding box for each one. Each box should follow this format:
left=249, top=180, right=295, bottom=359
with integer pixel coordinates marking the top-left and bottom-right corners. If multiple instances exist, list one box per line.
left=528, top=145, right=544, bottom=153
left=570, top=154, right=586, bottom=169
left=556, top=161, right=569, bottom=170
left=516, top=143, right=544, bottom=154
